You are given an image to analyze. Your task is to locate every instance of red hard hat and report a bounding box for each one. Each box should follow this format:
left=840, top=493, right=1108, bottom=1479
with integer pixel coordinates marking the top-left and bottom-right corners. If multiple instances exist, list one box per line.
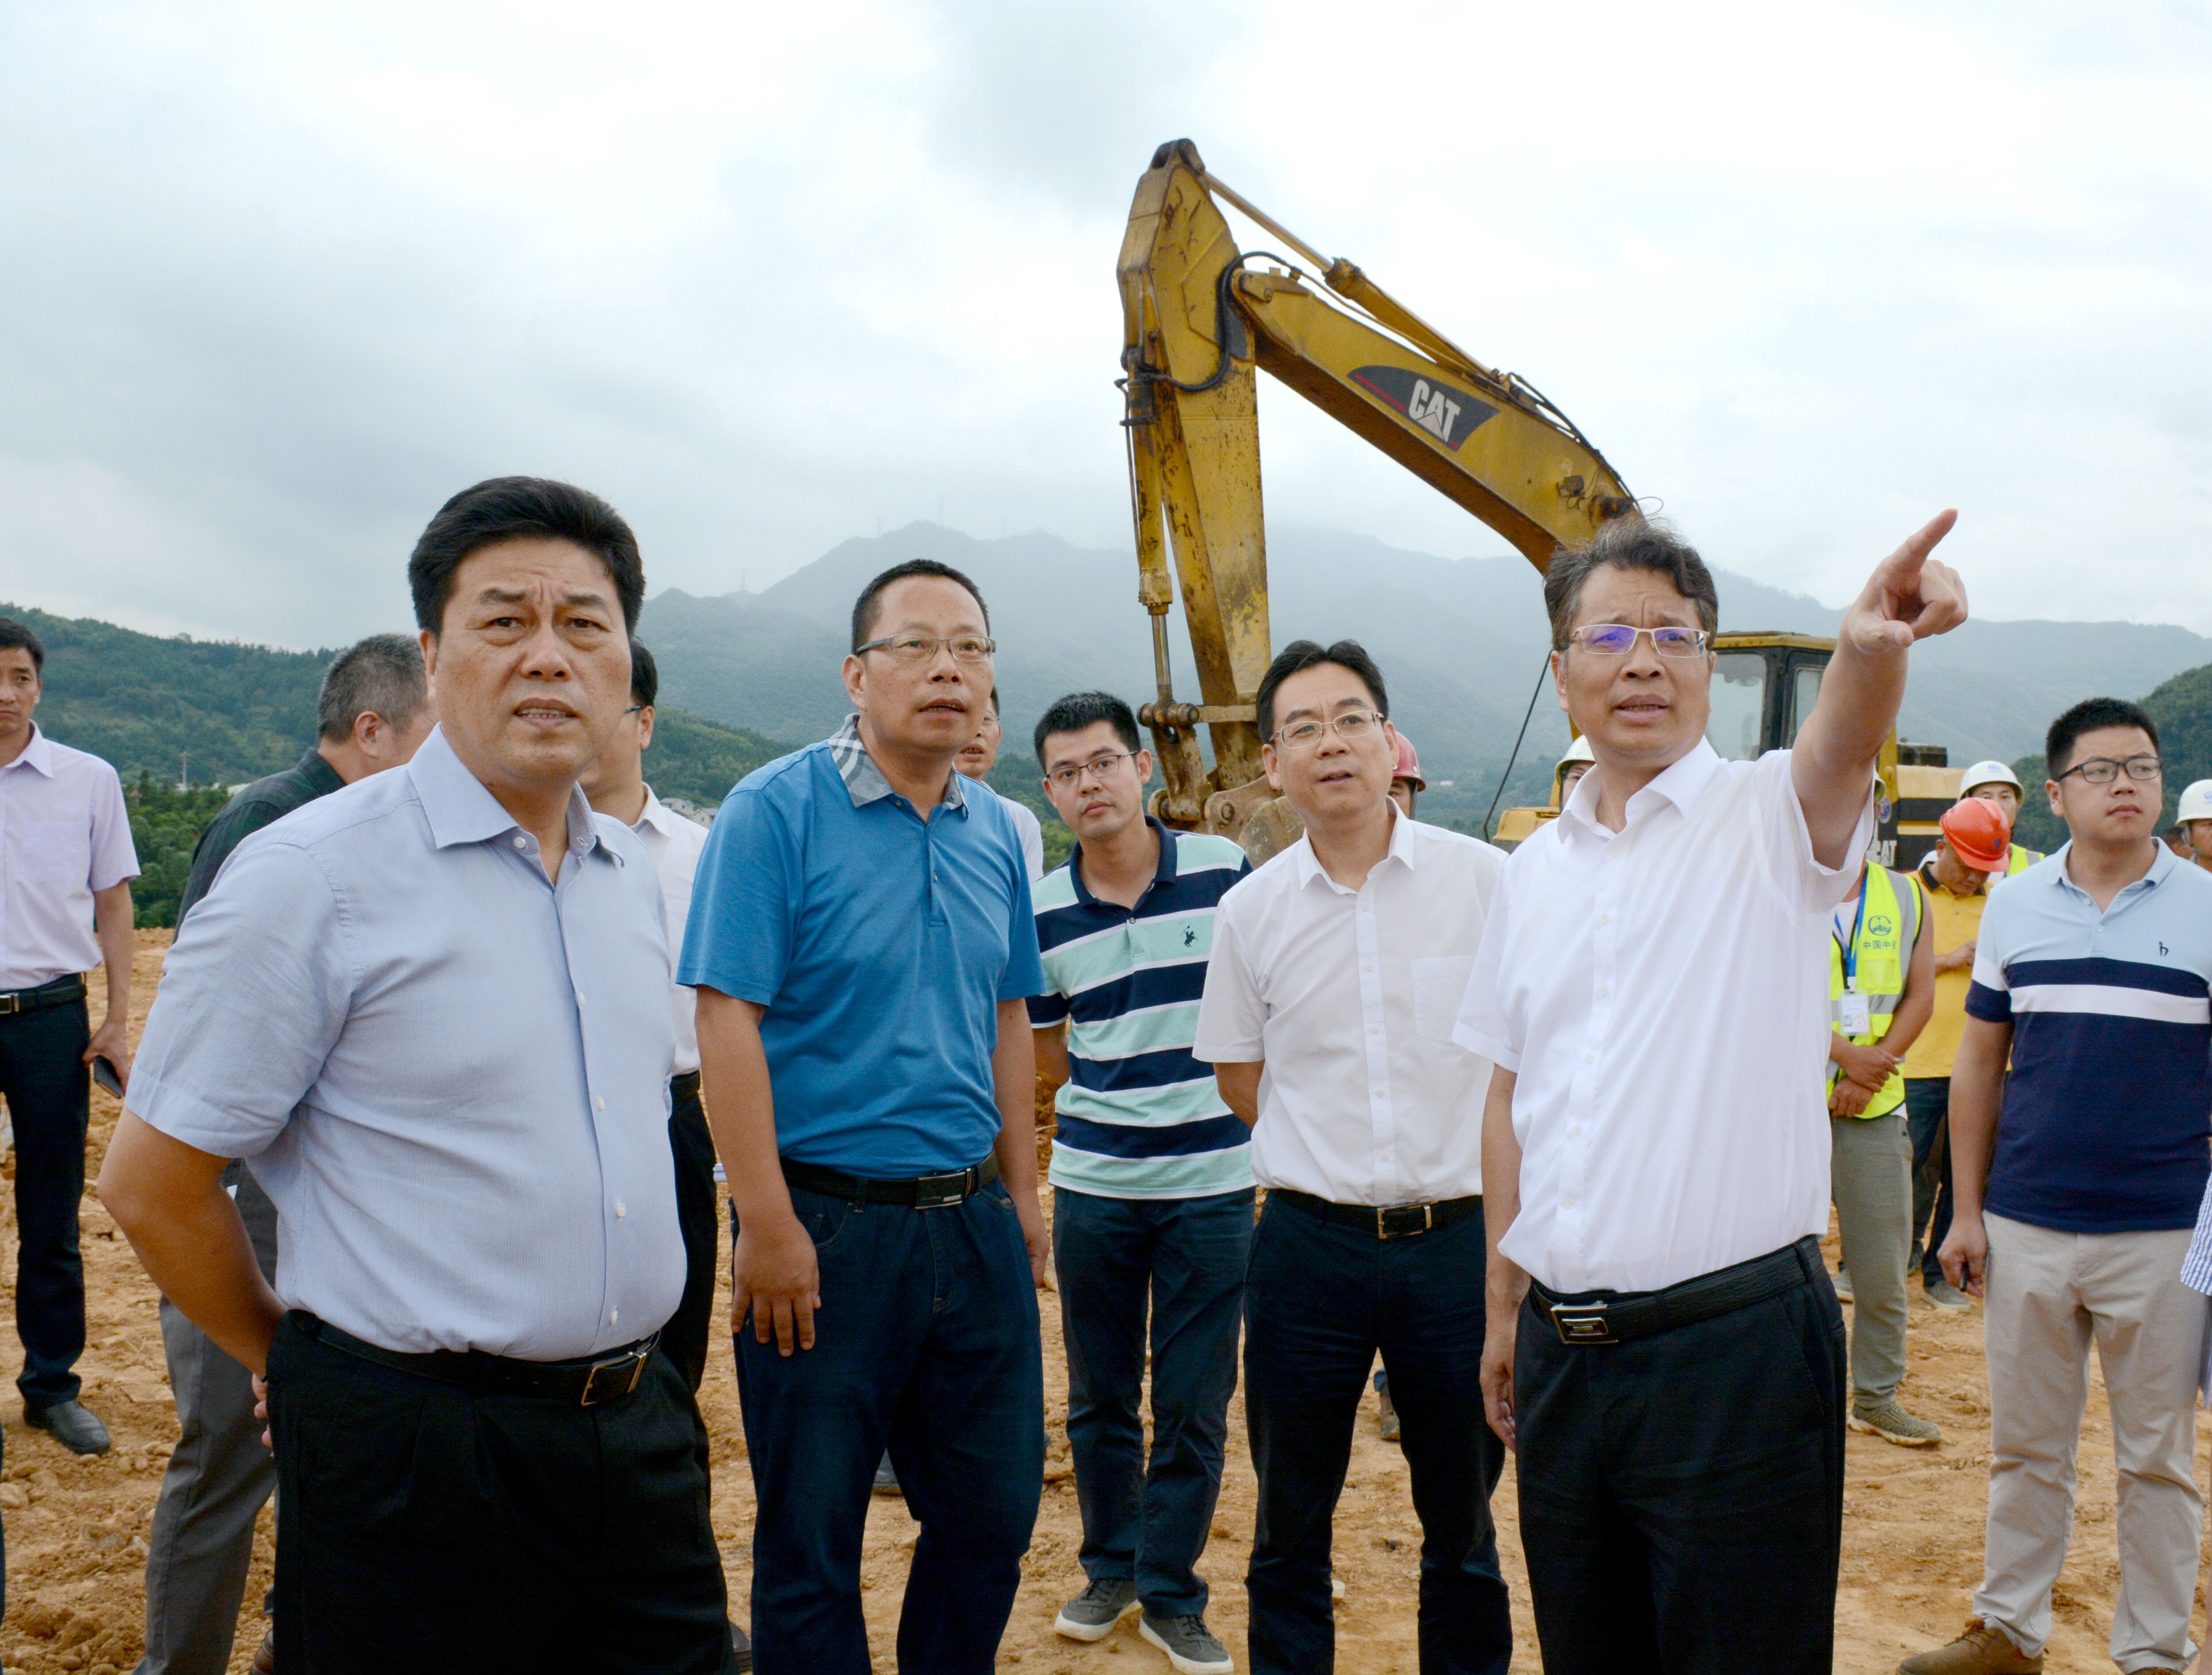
left=1392, top=730, right=1425, bottom=790
left=1940, top=797, right=2012, bottom=871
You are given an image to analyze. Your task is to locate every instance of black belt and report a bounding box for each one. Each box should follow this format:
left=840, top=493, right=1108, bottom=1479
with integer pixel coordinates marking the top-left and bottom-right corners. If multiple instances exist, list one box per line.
left=1272, top=1187, right=1482, bottom=1242
left=669, top=1070, right=701, bottom=1103
left=781, top=1153, right=999, bottom=1210
left=295, top=1312, right=659, bottom=1407
left=1530, top=1234, right=1824, bottom=1347
left=0, top=975, right=86, bottom=1018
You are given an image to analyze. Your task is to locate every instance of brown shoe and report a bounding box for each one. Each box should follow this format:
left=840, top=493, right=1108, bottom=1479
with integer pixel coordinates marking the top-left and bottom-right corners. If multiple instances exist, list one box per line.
left=250, top=1629, right=276, bottom=1674
left=1898, top=1619, right=2041, bottom=1674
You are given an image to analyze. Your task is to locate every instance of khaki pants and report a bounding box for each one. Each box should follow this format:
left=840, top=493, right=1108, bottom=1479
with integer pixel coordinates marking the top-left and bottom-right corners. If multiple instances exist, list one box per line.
left=1831, top=1110, right=1911, bottom=1406
left=1975, top=1212, right=2206, bottom=1671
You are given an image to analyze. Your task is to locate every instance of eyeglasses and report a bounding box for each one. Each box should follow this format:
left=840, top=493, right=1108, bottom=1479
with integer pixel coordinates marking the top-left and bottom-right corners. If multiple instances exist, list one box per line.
left=854, top=633, right=996, bottom=664
left=1564, top=624, right=1711, bottom=658
left=1045, top=752, right=1136, bottom=790
left=623, top=704, right=643, bottom=715
left=1273, top=710, right=1385, bottom=748
left=2056, top=754, right=2162, bottom=786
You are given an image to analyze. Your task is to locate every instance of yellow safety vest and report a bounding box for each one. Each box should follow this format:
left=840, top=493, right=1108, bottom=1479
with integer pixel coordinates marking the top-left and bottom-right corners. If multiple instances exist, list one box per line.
left=1827, top=865, right=1921, bottom=1119
left=2006, top=843, right=2041, bottom=876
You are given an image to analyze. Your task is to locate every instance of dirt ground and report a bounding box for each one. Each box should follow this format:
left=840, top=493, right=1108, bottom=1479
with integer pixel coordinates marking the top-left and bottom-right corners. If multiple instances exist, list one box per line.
left=0, top=927, right=2203, bottom=1673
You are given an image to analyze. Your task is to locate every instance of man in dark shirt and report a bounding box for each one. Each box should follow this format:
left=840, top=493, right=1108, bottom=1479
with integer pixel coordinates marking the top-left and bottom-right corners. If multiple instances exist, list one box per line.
left=135, top=633, right=430, bottom=1675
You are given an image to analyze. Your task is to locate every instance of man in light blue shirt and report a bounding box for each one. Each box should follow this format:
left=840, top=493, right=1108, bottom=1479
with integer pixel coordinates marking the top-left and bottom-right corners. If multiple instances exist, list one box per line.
left=101, top=478, right=735, bottom=1674
left=685, top=558, right=1047, bottom=1675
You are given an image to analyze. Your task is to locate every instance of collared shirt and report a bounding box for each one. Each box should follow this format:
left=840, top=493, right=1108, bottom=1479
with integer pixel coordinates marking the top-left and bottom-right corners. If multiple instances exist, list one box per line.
left=679, top=715, right=1045, bottom=1176
left=0, top=724, right=140, bottom=989
left=1030, top=818, right=1252, bottom=1199
left=1455, top=742, right=1873, bottom=1294
left=127, top=727, right=683, bottom=1359
left=631, top=785, right=709, bottom=1077
left=1193, top=810, right=1504, bottom=1206
left=1967, top=841, right=2212, bottom=1234
left=178, top=748, right=346, bottom=925
left=991, top=784, right=1046, bottom=884
left=1899, top=858, right=1992, bottom=1080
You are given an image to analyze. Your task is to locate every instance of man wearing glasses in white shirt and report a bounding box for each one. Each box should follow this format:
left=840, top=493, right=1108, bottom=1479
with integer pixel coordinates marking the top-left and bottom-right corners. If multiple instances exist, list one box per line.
left=1456, top=512, right=1967, bottom=1674
left=1195, top=639, right=1511, bottom=1675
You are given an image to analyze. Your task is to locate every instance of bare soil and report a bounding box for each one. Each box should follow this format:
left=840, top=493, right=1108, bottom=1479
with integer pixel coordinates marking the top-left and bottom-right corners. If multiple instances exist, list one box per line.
left=0, top=929, right=2200, bottom=1673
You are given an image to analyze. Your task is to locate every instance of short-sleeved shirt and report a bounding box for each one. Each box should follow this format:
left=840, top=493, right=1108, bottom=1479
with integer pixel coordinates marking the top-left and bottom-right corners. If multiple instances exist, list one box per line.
left=1966, top=841, right=2212, bottom=1234
left=679, top=716, right=1045, bottom=1177
left=0, top=724, right=140, bottom=988
left=1028, top=818, right=1251, bottom=1199
left=970, top=780, right=1045, bottom=883
left=127, top=726, right=684, bottom=1359
left=1455, top=743, right=1873, bottom=1293
left=631, top=787, right=709, bottom=1078
left=1899, top=859, right=1992, bottom=1081
left=178, top=749, right=346, bottom=925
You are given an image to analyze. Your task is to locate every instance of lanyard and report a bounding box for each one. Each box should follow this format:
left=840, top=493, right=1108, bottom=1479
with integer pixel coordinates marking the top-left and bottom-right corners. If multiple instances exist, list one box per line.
left=1834, top=883, right=1869, bottom=992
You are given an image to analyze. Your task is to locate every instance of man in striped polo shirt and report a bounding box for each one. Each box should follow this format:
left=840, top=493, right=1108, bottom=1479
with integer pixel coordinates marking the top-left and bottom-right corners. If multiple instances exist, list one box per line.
left=1905, top=697, right=2212, bottom=1675
left=1029, top=691, right=1251, bottom=1675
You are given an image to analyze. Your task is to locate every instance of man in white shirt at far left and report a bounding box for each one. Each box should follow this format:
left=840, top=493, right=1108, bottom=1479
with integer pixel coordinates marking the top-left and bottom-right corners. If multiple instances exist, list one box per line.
left=1195, top=638, right=1511, bottom=1675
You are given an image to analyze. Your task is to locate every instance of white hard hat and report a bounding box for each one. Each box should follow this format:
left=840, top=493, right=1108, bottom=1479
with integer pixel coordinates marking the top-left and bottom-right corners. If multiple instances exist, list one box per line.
left=1558, top=735, right=1596, bottom=771
left=2180, top=780, right=2212, bottom=824
left=1957, top=760, right=2022, bottom=798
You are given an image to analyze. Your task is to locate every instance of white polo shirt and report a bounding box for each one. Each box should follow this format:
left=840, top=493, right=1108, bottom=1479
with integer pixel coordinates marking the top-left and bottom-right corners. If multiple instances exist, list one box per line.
left=1193, top=810, right=1505, bottom=1206
left=1454, top=741, right=1872, bottom=1294
left=0, top=725, right=141, bottom=989
left=631, top=786, right=709, bottom=1078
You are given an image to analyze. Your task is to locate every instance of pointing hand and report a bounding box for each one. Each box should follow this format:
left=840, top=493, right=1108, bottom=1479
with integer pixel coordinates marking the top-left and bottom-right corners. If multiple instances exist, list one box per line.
left=1842, top=510, right=1967, bottom=655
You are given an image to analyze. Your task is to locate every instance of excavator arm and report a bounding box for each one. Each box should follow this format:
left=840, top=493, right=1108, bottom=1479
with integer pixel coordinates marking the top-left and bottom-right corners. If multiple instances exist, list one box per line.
left=1118, top=138, right=1636, bottom=841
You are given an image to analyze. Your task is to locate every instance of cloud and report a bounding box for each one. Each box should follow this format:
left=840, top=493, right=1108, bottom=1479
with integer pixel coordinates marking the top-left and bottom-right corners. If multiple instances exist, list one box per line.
left=1, top=0, right=2207, bottom=651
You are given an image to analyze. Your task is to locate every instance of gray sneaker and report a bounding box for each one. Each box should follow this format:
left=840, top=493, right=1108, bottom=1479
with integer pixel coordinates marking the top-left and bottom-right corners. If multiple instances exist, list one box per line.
left=1139, top=1612, right=1234, bottom=1674
left=1850, top=1400, right=1943, bottom=1447
left=1924, top=1277, right=1972, bottom=1311
left=1055, top=1577, right=1140, bottom=1642
left=1831, top=1266, right=1854, bottom=1303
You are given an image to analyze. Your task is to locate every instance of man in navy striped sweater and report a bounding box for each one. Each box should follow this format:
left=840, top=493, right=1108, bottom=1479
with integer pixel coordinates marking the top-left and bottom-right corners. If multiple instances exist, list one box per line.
left=1029, top=691, right=1251, bottom=1675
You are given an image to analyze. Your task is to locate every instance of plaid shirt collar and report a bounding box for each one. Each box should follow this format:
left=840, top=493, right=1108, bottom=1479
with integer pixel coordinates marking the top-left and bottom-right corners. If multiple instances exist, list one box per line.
left=826, top=714, right=968, bottom=813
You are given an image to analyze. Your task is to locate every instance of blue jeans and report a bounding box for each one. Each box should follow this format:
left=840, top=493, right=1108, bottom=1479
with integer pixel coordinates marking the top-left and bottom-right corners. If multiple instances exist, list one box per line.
left=1053, top=1186, right=1253, bottom=1619
left=1243, top=1195, right=1511, bottom=1675
left=733, top=1179, right=1044, bottom=1675
left=1906, top=1078, right=1955, bottom=1287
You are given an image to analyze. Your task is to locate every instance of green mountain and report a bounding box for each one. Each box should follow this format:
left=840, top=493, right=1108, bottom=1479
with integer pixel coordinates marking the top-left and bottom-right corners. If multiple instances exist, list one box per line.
left=2006, top=661, right=2212, bottom=854
left=1, top=601, right=795, bottom=925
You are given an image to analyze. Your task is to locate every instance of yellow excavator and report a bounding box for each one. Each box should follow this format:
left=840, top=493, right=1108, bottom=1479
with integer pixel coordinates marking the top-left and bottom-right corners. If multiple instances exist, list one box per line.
left=1117, top=139, right=1939, bottom=866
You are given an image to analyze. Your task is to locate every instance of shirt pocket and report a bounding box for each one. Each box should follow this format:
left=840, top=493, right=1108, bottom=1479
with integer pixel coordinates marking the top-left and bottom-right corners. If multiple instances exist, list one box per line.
left=1410, top=955, right=1477, bottom=1046
left=21, top=820, right=90, bottom=887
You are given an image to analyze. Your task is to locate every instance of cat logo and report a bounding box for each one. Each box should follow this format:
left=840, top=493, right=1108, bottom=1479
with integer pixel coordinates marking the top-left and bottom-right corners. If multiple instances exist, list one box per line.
left=1347, top=365, right=1497, bottom=453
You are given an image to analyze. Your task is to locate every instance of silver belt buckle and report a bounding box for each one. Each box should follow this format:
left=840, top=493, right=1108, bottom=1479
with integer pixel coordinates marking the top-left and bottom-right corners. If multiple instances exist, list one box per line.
left=912, top=1169, right=972, bottom=1210
left=580, top=1348, right=648, bottom=1406
left=1550, top=1302, right=1616, bottom=1345
left=0, top=994, right=18, bottom=1015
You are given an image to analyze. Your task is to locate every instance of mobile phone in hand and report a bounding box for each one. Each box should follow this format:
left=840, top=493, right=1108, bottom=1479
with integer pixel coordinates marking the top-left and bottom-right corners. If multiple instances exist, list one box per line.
left=91, top=1055, right=124, bottom=1098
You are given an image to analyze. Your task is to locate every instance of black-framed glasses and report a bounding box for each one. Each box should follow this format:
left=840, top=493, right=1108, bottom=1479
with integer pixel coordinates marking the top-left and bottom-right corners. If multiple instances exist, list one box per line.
left=623, top=704, right=643, bottom=715
left=1273, top=710, right=1385, bottom=748
left=1565, top=624, right=1711, bottom=657
left=2057, top=754, right=2161, bottom=786
left=1044, top=752, right=1137, bottom=791
left=854, top=633, right=996, bottom=664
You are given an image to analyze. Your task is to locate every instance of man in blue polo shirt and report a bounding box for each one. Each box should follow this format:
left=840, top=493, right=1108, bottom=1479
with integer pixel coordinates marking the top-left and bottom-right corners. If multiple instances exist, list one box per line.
left=1905, top=697, right=2212, bottom=1675
left=1027, top=691, right=1251, bottom=1674
left=682, top=558, right=1048, bottom=1675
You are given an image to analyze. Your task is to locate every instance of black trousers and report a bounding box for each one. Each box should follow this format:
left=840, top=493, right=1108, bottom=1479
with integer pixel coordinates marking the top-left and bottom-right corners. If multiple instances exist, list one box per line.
left=665, top=1080, right=720, bottom=1394
left=1514, top=1246, right=1846, bottom=1675
left=1243, top=1195, right=1512, bottom=1675
left=267, top=1312, right=734, bottom=1674
left=0, top=996, right=91, bottom=1408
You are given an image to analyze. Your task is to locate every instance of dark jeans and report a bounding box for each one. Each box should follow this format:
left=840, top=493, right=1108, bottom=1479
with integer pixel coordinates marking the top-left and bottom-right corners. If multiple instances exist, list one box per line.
left=1243, top=1194, right=1511, bottom=1675
left=265, top=1312, right=732, bottom=1673
left=1053, top=1185, right=1252, bottom=1620
left=1906, top=1078, right=1955, bottom=1287
left=0, top=996, right=91, bottom=1408
left=734, top=1178, right=1044, bottom=1675
left=1514, top=1244, right=1846, bottom=1674
left=664, top=1082, right=720, bottom=1394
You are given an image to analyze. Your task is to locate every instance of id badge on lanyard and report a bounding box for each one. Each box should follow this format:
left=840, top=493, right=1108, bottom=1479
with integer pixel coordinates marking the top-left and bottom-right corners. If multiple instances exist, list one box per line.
left=1836, top=886, right=1871, bottom=1036
left=1838, top=991, right=1872, bottom=1035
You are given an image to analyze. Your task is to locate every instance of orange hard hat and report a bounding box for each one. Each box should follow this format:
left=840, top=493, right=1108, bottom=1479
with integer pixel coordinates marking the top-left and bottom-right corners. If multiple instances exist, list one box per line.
left=1392, top=730, right=1425, bottom=790
left=1940, top=796, right=2012, bottom=871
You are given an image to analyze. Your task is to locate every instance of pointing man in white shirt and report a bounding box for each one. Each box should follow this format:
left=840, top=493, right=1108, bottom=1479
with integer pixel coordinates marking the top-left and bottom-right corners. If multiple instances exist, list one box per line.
left=1196, top=638, right=1511, bottom=1675
left=1456, top=512, right=1966, bottom=1674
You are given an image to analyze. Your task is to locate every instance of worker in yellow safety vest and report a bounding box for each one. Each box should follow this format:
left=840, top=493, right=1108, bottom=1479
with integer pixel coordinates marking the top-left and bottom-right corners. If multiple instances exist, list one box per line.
left=1826, top=854, right=1938, bottom=1446
left=1957, top=760, right=2045, bottom=874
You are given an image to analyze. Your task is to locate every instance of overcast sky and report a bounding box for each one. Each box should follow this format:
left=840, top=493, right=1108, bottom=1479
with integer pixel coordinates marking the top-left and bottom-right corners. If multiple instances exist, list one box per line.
left=4, top=0, right=2208, bottom=649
